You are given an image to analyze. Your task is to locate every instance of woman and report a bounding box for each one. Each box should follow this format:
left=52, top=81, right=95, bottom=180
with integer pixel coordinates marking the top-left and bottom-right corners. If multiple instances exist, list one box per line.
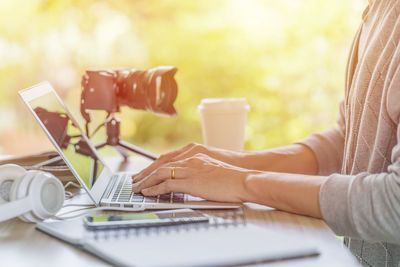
left=132, top=0, right=400, bottom=266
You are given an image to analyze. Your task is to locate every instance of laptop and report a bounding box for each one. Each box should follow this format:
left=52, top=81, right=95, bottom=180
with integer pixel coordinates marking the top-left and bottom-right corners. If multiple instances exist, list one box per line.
left=19, top=81, right=239, bottom=210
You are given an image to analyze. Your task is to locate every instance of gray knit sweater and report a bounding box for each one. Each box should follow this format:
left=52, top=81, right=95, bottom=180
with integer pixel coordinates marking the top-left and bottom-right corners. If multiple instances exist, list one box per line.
left=301, top=0, right=400, bottom=266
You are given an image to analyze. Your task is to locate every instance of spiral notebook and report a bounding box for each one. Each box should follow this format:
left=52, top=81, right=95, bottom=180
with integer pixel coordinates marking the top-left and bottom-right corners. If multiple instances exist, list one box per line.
left=36, top=209, right=319, bottom=266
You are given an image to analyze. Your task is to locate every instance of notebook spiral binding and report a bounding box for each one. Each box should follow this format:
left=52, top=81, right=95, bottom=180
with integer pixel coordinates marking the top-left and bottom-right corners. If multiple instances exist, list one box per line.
left=84, top=208, right=246, bottom=241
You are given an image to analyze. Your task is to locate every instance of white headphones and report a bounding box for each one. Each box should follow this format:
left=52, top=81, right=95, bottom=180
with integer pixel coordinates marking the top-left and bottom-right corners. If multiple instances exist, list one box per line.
left=0, top=164, right=64, bottom=223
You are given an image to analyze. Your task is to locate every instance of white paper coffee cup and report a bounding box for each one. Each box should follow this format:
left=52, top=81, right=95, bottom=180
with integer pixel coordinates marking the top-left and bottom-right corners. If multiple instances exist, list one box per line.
left=198, top=98, right=250, bottom=151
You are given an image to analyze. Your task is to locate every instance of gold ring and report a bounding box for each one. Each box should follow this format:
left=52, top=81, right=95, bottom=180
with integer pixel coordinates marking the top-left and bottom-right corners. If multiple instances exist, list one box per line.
left=171, top=167, right=175, bottom=180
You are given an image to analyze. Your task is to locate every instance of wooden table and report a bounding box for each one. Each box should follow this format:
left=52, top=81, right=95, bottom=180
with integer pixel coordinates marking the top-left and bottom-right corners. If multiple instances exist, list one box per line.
left=0, top=157, right=359, bottom=266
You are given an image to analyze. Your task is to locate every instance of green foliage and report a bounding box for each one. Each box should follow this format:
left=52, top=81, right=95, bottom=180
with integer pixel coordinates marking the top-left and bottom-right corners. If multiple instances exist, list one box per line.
left=0, top=0, right=365, bottom=155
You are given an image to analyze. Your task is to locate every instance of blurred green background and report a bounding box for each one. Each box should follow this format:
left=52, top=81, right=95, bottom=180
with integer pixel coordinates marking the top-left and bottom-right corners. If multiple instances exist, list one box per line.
left=0, top=0, right=365, bottom=156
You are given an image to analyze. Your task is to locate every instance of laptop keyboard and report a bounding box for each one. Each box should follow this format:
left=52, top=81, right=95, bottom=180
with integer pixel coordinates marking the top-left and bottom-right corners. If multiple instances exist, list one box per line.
left=110, top=174, right=185, bottom=204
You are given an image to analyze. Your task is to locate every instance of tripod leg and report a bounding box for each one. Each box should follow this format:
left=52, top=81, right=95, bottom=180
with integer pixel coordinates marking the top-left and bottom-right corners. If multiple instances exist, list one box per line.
left=95, top=142, right=108, bottom=150
left=118, top=140, right=158, bottom=160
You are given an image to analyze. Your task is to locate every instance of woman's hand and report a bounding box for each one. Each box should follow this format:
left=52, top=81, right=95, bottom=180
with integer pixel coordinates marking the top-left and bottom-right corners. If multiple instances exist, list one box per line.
left=132, top=153, right=260, bottom=203
left=132, top=142, right=242, bottom=183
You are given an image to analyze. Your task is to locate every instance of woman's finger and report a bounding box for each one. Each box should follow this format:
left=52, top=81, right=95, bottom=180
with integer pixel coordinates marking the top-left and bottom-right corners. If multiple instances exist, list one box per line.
left=132, top=143, right=197, bottom=182
left=132, top=166, right=187, bottom=193
left=141, top=179, right=188, bottom=196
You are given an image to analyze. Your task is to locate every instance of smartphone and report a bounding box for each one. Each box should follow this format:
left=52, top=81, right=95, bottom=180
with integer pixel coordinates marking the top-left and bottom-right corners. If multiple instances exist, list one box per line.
left=83, top=208, right=210, bottom=229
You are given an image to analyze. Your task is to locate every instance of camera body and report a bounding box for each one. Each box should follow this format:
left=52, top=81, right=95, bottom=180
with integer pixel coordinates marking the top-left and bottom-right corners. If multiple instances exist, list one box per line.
left=80, top=66, right=178, bottom=122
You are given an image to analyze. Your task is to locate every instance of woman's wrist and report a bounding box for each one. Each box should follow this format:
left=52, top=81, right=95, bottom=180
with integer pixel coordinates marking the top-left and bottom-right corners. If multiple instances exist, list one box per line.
left=206, top=146, right=247, bottom=168
left=240, top=172, right=264, bottom=203
left=239, top=172, right=266, bottom=203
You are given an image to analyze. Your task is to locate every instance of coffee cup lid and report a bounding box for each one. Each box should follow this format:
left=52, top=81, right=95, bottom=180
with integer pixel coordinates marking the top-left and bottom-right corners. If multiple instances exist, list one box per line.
left=197, top=98, right=250, bottom=114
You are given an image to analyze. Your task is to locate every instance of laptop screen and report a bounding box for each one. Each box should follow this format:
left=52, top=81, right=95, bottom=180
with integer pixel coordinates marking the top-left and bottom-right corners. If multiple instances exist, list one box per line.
left=27, top=90, right=105, bottom=189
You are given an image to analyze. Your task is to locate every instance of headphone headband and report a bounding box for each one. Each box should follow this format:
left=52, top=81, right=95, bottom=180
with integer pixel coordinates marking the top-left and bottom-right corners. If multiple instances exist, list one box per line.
left=0, top=196, right=32, bottom=222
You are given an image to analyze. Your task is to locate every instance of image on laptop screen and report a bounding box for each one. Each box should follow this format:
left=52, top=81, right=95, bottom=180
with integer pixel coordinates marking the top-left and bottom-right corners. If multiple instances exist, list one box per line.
left=28, top=91, right=104, bottom=188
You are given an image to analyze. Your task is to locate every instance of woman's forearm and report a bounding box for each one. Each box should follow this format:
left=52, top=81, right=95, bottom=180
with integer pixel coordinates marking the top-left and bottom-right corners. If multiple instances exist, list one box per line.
left=133, top=143, right=319, bottom=182
left=241, top=171, right=327, bottom=218
left=230, top=144, right=319, bottom=175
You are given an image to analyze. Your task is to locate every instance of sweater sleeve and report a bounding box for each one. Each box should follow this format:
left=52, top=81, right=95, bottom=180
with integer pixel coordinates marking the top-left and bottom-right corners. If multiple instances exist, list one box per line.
left=299, top=100, right=346, bottom=175
left=318, top=122, right=400, bottom=244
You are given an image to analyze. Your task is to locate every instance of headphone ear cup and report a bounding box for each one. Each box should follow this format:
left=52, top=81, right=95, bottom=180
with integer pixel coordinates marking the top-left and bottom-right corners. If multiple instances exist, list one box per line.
left=23, top=171, right=64, bottom=222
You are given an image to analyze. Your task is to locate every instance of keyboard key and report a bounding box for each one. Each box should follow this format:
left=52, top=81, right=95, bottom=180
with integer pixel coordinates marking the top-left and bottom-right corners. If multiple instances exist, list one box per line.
left=131, top=194, right=144, bottom=202
left=118, top=192, right=132, bottom=202
left=144, top=197, right=157, bottom=203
